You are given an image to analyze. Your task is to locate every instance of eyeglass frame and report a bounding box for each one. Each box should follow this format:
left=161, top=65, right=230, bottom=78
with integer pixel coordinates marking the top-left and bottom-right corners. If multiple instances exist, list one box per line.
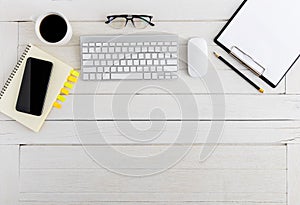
left=105, top=14, right=155, bottom=28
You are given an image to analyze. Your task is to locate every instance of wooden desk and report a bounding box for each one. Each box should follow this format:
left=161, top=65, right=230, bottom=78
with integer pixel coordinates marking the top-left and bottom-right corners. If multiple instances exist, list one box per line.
left=0, top=0, right=299, bottom=204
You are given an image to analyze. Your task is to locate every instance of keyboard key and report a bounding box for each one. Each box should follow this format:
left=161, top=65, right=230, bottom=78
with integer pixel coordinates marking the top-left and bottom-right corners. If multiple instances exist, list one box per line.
left=83, top=73, right=89, bottom=80
left=96, top=43, right=102, bottom=46
left=111, top=67, right=117, bottom=72
left=104, top=67, right=110, bottom=72
left=109, top=47, right=115, bottom=53
left=89, top=48, right=95, bottom=53
left=90, top=73, right=96, bottom=80
left=144, top=73, right=151, bottom=79
left=127, top=60, right=133, bottom=65
left=169, top=47, right=177, bottom=52
left=83, top=61, right=93, bottom=66
left=160, top=60, right=166, bottom=65
left=158, top=53, right=164, bottom=58
left=103, top=73, right=110, bottom=80
left=106, top=54, right=111, bottom=59
left=89, top=43, right=95, bottom=46
left=94, top=61, right=100, bottom=66
left=134, top=60, right=139, bottom=65
left=135, top=47, right=141, bottom=52
left=92, top=54, right=98, bottom=59
left=117, top=67, right=123, bottom=72
left=152, top=73, right=158, bottom=79
left=98, top=67, right=104, bottom=72
left=125, top=54, right=131, bottom=59
left=111, top=73, right=143, bottom=80
left=140, top=60, right=146, bottom=65
left=103, top=43, right=108, bottom=46
left=96, top=73, right=102, bottom=80
left=142, top=47, right=147, bottom=52
left=102, top=47, right=108, bottom=53
left=124, top=67, right=130, bottom=72
left=148, top=47, right=154, bottom=52
left=145, top=53, right=151, bottom=59
left=115, top=47, right=121, bottom=52
left=99, top=54, right=105, bottom=59
left=130, top=66, right=137, bottom=72
left=150, top=66, right=156, bottom=72
left=107, top=61, right=113, bottom=66
left=96, top=47, right=101, bottom=53
left=164, top=66, right=177, bottom=72
left=101, top=61, right=107, bottom=66
left=132, top=53, right=138, bottom=59
left=138, top=53, right=144, bottom=59
left=82, top=47, right=88, bottom=53
left=167, top=59, right=177, bottom=65
left=83, top=54, right=91, bottom=59
left=147, top=60, right=153, bottom=65
left=121, top=60, right=126, bottom=66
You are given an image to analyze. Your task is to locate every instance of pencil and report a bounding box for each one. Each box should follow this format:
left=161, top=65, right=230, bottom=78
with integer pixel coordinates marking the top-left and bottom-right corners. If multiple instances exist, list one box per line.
left=213, top=52, right=264, bottom=93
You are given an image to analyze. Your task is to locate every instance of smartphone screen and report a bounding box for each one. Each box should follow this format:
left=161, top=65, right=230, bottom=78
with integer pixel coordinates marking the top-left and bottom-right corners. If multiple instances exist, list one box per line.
left=16, top=57, right=53, bottom=116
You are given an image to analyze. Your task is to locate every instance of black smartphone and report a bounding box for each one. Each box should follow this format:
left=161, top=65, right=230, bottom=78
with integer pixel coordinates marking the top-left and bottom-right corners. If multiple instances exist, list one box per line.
left=16, top=57, right=53, bottom=116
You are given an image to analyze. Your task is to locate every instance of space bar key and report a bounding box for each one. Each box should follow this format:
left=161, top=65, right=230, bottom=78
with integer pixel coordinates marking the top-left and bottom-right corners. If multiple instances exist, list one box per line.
left=111, top=73, right=144, bottom=80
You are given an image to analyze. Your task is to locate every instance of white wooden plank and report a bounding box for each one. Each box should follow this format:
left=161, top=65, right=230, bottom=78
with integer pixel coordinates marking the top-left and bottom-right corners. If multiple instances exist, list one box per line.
left=17, top=44, right=284, bottom=94
left=0, top=22, right=18, bottom=89
left=19, top=22, right=225, bottom=46
left=287, top=144, right=300, bottom=205
left=0, top=145, right=19, bottom=205
left=0, top=0, right=243, bottom=21
left=20, top=169, right=285, bottom=193
left=0, top=121, right=297, bottom=145
left=20, top=145, right=286, bottom=169
left=19, top=196, right=286, bottom=205
left=39, top=95, right=300, bottom=120
left=19, top=201, right=286, bottom=205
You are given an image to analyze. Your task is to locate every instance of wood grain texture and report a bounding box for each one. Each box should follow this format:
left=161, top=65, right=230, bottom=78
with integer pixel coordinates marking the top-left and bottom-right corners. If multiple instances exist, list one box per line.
left=19, top=200, right=286, bottom=205
left=0, top=23, right=18, bottom=89
left=20, top=145, right=286, bottom=169
left=43, top=95, right=300, bottom=120
left=0, top=145, right=19, bottom=205
left=20, top=169, right=285, bottom=193
left=0, top=121, right=297, bottom=145
left=0, top=0, right=243, bottom=21
left=288, top=144, right=300, bottom=205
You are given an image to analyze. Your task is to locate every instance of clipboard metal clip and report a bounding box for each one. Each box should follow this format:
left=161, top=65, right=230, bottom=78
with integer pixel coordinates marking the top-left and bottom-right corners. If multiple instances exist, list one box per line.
left=230, top=46, right=265, bottom=76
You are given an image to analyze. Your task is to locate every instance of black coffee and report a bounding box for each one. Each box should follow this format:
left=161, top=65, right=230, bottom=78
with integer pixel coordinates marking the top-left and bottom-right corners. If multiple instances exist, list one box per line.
left=39, top=14, right=68, bottom=43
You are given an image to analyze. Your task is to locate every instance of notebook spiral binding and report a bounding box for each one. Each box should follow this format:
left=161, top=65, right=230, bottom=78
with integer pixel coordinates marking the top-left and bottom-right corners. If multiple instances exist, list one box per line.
left=0, top=45, right=32, bottom=100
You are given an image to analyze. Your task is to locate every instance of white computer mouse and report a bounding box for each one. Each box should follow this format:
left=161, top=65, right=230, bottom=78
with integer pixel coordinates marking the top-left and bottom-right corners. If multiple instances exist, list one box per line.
left=188, top=38, right=208, bottom=78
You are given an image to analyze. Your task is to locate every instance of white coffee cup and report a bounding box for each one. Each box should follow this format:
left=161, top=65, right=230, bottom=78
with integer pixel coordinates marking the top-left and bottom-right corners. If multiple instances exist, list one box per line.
left=35, top=12, right=72, bottom=45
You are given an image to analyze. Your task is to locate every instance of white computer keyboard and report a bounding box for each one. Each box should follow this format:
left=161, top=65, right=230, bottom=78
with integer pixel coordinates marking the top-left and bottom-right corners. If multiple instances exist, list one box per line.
left=80, top=34, right=179, bottom=81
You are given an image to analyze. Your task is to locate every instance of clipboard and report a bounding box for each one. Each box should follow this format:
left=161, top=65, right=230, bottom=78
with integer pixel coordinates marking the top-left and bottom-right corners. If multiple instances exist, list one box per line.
left=214, top=0, right=300, bottom=88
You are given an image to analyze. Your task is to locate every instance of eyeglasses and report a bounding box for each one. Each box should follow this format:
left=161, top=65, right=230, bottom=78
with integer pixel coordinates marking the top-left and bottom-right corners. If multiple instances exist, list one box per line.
left=105, top=14, right=155, bottom=29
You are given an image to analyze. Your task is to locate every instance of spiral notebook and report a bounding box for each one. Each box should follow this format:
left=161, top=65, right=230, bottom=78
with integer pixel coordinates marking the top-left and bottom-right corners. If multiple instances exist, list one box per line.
left=0, top=45, right=79, bottom=132
left=214, top=0, right=300, bottom=88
